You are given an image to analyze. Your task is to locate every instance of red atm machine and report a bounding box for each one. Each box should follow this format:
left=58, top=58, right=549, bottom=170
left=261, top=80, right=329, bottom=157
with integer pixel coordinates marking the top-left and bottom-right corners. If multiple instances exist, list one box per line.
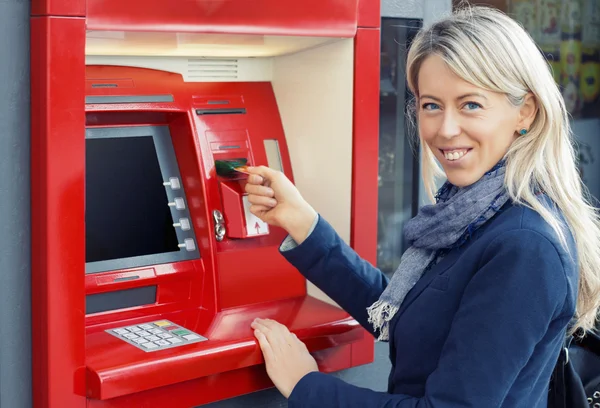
left=31, top=0, right=380, bottom=407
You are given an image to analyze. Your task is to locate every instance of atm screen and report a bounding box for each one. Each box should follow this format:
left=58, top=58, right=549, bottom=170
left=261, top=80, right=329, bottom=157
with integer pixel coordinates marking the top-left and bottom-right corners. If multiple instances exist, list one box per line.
left=84, top=125, right=198, bottom=274
left=86, top=136, right=179, bottom=263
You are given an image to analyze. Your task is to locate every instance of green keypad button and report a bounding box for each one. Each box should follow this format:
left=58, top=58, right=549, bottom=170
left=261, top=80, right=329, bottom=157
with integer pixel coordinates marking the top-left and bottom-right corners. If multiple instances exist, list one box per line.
left=171, top=329, right=191, bottom=336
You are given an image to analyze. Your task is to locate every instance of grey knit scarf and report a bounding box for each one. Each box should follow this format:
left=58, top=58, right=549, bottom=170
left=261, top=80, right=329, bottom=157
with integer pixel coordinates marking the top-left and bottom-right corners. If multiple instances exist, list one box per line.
left=367, top=162, right=510, bottom=341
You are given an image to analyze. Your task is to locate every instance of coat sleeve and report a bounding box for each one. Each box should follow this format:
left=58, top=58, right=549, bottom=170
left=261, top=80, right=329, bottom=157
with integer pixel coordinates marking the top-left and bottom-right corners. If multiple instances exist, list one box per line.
left=287, top=229, right=570, bottom=408
left=280, top=215, right=389, bottom=337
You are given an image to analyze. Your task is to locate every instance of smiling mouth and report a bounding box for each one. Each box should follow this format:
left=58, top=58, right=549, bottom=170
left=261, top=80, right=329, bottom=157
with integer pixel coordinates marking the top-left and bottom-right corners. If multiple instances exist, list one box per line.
left=440, top=148, right=472, bottom=162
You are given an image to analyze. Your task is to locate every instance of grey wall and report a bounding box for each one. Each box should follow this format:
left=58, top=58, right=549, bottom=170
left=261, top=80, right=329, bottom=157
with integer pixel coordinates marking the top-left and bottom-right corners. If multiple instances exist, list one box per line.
left=382, top=0, right=451, bottom=20
left=0, top=0, right=32, bottom=407
left=381, top=0, right=422, bottom=18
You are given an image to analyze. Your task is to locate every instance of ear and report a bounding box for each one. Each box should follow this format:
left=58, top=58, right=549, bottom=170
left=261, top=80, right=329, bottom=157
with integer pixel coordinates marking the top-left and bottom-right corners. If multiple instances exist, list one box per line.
left=516, top=93, right=537, bottom=134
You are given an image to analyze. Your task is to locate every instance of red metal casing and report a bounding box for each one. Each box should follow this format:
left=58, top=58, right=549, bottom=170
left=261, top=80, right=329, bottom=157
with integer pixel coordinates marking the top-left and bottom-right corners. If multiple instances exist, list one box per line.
left=85, top=0, right=358, bottom=36
left=30, top=1, right=381, bottom=407
left=359, top=0, right=382, bottom=28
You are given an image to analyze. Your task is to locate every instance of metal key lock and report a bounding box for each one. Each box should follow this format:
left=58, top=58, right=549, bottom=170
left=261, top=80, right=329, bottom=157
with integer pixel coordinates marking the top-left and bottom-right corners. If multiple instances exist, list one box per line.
left=213, top=210, right=226, bottom=241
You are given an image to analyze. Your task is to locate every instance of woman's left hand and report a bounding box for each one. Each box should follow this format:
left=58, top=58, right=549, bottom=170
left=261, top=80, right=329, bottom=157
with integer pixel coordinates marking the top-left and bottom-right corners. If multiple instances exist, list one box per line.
left=251, top=318, right=319, bottom=398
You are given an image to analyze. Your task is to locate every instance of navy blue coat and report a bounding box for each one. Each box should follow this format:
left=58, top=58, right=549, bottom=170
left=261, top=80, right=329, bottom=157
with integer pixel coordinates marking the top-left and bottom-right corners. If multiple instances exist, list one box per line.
left=280, top=201, right=578, bottom=407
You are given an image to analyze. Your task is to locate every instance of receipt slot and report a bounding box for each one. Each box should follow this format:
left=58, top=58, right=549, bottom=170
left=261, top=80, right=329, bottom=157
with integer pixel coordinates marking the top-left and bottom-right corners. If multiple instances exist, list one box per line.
left=30, top=1, right=381, bottom=407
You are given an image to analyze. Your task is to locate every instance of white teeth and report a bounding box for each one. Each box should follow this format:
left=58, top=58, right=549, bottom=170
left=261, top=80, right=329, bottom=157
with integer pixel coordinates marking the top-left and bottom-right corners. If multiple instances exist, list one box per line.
left=444, top=150, right=467, bottom=161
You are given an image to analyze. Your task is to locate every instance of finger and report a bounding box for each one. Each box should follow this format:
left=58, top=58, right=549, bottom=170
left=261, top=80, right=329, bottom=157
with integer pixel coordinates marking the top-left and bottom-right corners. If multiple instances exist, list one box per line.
left=247, top=174, right=265, bottom=185
left=247, top=166, right=279, bottom=182
left=254, top=319, right=289, bottom=350
left=254, top=329, right=276, bottom=362
left=249, top=204, right=272, bottom=217
left=260, top=319, right=288, bottom=332
left=247, top=194, right=277, bottom=208
left=251, top=320, right=272, bottom=333
left=252, top=321, right=285, bottom=347
left=245, top=183, right=275, bottom=197
left=261, top=320, right=293, bottom=341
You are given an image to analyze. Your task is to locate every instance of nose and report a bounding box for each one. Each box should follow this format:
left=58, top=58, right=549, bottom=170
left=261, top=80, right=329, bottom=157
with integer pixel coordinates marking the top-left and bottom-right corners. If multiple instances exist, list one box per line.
left=438, top=110, right=462, bottom=139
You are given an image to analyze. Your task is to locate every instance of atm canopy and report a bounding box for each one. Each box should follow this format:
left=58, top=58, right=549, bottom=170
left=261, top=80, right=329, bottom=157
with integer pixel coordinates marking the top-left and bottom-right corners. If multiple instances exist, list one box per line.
left=85, top=0, right=360, bottom=37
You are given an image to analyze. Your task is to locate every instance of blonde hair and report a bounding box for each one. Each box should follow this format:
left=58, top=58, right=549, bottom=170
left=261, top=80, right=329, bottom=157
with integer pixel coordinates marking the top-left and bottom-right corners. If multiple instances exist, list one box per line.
left=406, top=5, right=600, bottom=334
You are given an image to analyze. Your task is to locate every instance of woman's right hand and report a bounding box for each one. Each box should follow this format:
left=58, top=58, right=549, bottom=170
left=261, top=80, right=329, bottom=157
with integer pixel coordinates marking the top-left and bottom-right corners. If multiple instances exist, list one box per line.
left=244, top=166, right=317, bottom=245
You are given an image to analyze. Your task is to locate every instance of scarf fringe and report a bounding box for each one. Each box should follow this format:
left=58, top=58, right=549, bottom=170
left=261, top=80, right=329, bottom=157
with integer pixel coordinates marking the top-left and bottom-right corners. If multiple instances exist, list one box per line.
left=366, top=300, right=399, bottom=342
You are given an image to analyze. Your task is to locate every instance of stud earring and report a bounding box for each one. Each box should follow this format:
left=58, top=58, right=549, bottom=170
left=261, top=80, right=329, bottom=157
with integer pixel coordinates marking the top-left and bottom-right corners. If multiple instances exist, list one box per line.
left=519, top=128, right=528, bottom=135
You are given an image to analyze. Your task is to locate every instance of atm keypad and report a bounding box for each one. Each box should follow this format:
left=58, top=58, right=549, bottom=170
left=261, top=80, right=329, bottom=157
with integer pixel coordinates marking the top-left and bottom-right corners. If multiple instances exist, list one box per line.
left=106, top=320, right=207, bottom=352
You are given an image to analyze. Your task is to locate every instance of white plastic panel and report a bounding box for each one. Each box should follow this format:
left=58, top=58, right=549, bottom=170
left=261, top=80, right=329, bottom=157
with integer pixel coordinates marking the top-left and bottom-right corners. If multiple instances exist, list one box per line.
left=263, top=140, right=284, bottom=173
left=85, top=55, right=273, bottom=82
left=86, top=31, right=342, bottom=58
left=272, top=39, right=354, bottom=307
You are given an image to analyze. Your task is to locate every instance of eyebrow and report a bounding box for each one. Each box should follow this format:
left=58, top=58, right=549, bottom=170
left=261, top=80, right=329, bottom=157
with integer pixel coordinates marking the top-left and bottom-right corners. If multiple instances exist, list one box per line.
left=420, top=93, right=489, bottom=102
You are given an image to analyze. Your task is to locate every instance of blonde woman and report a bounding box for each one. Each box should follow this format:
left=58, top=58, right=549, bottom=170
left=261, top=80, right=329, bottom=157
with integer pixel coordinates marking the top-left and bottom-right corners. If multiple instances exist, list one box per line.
left=244, top=5, right=600, bottom=407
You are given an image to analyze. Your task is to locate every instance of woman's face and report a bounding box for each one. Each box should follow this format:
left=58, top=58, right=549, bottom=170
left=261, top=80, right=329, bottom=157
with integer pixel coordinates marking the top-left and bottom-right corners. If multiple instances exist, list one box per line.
left=417, top=55, right=535, bottom=187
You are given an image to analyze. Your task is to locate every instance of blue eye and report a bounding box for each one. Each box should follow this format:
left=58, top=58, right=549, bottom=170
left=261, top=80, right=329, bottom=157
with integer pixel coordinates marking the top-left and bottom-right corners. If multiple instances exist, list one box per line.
left=465, top=102, right=482, bottom=110
left=422, top=103, right=440, bottom=110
